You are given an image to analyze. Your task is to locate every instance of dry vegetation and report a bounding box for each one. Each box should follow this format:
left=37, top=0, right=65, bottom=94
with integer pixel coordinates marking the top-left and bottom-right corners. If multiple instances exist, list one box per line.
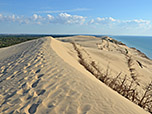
left=72, top=42, right=152, bottom=113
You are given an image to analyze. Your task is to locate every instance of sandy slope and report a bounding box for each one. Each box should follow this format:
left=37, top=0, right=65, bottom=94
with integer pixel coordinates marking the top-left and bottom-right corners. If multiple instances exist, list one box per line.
left=56, top=36, right=152, bottom=87
left=0, top=37, right=150, bottom=114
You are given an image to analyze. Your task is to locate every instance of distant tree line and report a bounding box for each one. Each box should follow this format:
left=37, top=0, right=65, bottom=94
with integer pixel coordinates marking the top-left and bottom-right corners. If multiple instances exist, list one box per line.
left=0, top=34, right=76, bottom=48
left=0, top=35, right=46, bottom=48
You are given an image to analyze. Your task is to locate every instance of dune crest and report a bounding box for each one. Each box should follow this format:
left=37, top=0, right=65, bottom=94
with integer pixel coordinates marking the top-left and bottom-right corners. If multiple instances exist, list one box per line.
left=0, top=37, right=150, bottom=114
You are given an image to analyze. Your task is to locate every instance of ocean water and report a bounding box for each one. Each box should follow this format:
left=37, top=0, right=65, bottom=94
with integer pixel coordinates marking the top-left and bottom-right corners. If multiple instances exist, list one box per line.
left=110, top=36, right=152, bottom=59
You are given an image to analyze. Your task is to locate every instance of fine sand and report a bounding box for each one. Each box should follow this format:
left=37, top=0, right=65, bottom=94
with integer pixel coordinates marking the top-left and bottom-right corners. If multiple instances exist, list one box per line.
left=0, top=36, right=151, bottom=114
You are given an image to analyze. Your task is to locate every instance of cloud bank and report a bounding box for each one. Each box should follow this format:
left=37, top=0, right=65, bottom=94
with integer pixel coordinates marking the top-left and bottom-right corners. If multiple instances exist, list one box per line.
left=0, top=13, right=151, bottom=31
left=0, top=13, right=86, bottom=25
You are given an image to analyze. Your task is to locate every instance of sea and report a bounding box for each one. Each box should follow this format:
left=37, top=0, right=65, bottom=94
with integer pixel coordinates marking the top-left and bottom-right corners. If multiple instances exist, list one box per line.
left=109, top=35, right=152, bottom=59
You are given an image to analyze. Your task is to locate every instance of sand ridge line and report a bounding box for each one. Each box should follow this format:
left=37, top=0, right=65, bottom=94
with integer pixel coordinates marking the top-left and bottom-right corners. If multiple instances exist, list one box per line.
left=0, top=37, right=150, bottom=114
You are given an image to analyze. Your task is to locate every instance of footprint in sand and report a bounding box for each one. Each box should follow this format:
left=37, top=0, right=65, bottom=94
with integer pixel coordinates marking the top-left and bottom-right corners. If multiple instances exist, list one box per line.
left=37, top=74, right=44, bottom=79
left=28, top=103, right=39, bottom=114
left=36, top=89, right=46, bottom=96
left=18, top=77, right=24, bottom=82
left=35, top=69, right=41, bottom=74
left=32, top=79, right=40, bottom=88
left=10, top=75, right=15, bottom=79
left=28, top=99, right=42, bottom=114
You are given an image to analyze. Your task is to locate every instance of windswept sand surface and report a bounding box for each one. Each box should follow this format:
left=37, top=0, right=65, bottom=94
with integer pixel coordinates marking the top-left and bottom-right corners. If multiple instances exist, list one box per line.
left=57, top=36, right=152, bottom=87
left=0, top=37, right=150, bottom=114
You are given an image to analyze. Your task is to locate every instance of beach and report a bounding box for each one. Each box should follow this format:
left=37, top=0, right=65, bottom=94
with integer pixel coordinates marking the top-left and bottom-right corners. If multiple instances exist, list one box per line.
left=0, top=36, right=152, bottom=114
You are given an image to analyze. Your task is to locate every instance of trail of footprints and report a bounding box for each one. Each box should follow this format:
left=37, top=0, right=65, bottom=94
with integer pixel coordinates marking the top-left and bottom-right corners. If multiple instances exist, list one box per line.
left=0, top=47, right=46, bottom=113
left=0, top=39, right=92, bottom=114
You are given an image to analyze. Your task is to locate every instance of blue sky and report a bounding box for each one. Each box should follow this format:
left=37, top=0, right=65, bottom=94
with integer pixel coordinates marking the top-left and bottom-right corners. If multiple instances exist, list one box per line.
left=0, top=0, right=152, bottom=35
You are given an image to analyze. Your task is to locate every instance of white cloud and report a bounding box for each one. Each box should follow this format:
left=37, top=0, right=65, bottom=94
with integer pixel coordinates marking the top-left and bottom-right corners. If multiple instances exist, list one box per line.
left=89, top=17, right=117, bottom=25
left=96, top=17, right=105, bottom=21
left=47, top=14, right=54, bottom=20
left=59, top=13, right=71, bottom=18
left=31, top=14, right=45, bottom=24
left=120, top=19, right=151, bottom=30
left=47, top=13, right=86, bottom=25
left=33, top=14, right=38, bottom=20
left=58, top=13, right=86, bottom=24
left=32, top=14, right=43, bottom=21
left=109, top=17, right=116, bottom=22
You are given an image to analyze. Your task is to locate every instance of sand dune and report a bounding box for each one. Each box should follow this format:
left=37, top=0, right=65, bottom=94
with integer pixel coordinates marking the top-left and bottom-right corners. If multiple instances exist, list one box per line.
left=0, top=36, right=150, bottom=114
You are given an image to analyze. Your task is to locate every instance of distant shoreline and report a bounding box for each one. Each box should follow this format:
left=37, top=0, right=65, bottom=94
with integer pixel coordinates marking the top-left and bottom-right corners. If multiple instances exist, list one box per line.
left=110, top=35, right=152, bottom=60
